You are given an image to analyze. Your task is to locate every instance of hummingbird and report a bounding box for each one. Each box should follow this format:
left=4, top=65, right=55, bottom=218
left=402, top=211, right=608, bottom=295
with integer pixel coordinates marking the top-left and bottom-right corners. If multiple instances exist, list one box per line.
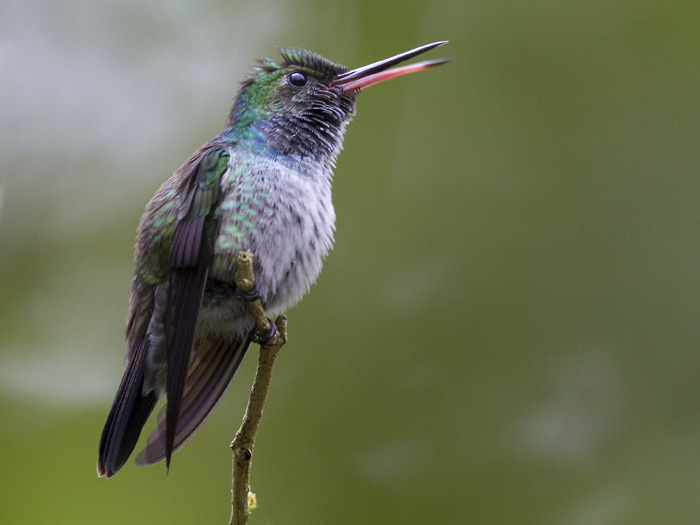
left=97, top=41, right=449, bottom=477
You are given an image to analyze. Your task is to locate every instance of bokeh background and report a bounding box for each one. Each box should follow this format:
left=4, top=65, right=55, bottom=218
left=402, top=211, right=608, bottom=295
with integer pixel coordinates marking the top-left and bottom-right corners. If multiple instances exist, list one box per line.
left=2, top=1, right=699, bottom=523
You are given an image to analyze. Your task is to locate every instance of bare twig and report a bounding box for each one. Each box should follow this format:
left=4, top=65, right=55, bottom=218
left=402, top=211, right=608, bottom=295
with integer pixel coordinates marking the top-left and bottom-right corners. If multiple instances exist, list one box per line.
left=229, top=251, right=287, bottom=525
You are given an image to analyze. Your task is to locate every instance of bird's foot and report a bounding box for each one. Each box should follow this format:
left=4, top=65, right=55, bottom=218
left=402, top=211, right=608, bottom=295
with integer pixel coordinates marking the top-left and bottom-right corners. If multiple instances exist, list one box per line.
left=252, top=319, right=277, bottom=346
left=234, top=283, right=261, bottom=302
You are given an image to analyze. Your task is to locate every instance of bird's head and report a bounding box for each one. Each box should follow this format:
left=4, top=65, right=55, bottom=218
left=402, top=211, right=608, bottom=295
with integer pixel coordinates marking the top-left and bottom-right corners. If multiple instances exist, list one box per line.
left=226, top=42, right=449, bottom=161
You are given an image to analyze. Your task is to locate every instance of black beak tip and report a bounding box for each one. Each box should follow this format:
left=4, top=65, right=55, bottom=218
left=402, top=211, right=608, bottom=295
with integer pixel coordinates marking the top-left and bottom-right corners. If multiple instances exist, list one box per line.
left=331, top=40, right=450, bottom=87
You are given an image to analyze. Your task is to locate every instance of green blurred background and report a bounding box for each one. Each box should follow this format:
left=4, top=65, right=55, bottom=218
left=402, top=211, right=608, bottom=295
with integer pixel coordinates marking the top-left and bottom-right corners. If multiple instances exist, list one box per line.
left=2, top=0, right=699, bottom=523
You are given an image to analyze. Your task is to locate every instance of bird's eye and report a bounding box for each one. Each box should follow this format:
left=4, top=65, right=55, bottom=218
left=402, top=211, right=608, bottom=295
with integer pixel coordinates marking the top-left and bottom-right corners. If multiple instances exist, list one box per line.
left=288, top=71, right=308, bottom=88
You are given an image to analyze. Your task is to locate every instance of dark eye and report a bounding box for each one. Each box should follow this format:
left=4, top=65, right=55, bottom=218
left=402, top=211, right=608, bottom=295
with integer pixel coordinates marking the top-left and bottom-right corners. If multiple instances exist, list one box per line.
left=288, top=71, right=308, bottom=88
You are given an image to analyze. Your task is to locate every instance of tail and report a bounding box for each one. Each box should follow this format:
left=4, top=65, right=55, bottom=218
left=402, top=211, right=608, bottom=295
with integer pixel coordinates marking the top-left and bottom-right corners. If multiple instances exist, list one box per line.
left=134, top=333, right=251, bottom=466
left=97, top=336, right=157, bottom=478
left=97, top=331, right=251, bottom=476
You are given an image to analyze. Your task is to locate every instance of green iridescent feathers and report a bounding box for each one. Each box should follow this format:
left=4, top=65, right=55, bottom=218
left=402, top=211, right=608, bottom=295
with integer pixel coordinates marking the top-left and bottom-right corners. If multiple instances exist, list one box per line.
left=227, top=48, right=348, bottom=135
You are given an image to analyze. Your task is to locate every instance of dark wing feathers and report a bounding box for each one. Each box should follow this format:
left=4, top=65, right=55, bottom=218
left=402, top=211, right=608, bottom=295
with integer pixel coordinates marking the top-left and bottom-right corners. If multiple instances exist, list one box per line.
left=98, top=146, right=233, bottom=476
left=97, top=329, right=157, bottom=478
left=163, top=255, right=210, bottom=468
left=163, top=147, right=228, bottom=468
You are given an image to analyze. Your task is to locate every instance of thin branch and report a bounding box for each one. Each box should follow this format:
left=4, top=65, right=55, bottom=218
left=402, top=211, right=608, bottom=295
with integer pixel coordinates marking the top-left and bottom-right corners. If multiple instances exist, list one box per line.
left=229, top=251, right=288, bottom=525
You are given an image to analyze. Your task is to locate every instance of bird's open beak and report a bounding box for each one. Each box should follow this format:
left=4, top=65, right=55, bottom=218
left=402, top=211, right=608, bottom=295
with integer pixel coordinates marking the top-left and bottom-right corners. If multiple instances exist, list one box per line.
left=330, top=41, right=450, bottom=92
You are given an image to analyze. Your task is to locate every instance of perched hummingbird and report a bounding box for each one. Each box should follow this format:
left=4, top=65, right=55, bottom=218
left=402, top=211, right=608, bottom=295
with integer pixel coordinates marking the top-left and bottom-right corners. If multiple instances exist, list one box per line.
left=97, top=41, right=449, bottom=477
